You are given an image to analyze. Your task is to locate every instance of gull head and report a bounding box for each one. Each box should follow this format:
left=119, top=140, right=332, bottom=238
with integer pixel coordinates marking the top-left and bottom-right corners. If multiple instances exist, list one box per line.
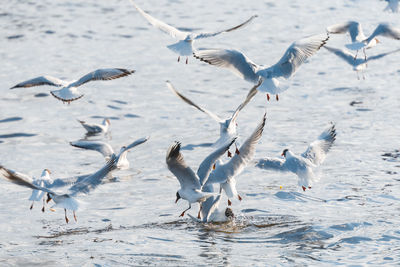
left=103, top=118, right=111, bottom=126
left=175, top=192, right=181, bottom=203
left=225, top=207, right=234, bottom=219
left=46, top=193, right=53, bottom=203
left=281, top=149, right=289, bottom=158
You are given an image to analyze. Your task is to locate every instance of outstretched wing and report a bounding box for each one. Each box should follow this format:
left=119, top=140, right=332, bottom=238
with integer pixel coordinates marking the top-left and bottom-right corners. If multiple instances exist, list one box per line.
left=124, top=136, right=149, bottom=151
left=367, top=23, right=400, bottom=43
left=301, top=123, right=336, bottom=166
left=323, top=46, right=356, bottom=65
left=166, top=81, right=223, bottom=123
left=255, top=158, right=288, bottom=172
left=166, top=142, right=201, bottom=190
left=326, top=21, right=365, bottom=42
left=194, top=15, right=257, bottom=39
left=10, top=76, right=66, bottom=89
left=70, top=140, right=114, bottom=158
left=230, top=80, right=261, bottom=124
left=208, top=113, right=266, bottom=184
left=368, top=48, right=400, bottom=61
left=129, top=0, right=187, bottom=40
left=194, top=48, right=260, bottom=83
left=68, top=155, right=117, bottom=195
left=70, top=68, right=135, bottom=88
left=197, top=138, right=236, bottom=186
left=264, top=33, right=329, bottom=79
left=0, top=166, right=56, bottom=195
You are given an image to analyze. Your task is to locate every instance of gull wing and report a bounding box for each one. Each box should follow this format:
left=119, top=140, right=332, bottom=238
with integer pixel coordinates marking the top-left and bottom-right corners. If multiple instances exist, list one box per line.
left=166, top=142, right=201, bottom=190
left=129, top=0, right=187, bottom=40
left=367, top=48, right=400, bottom=62
left=197, top=138, right=236, bottom=186
left=326, top=21, right=365, bottom=42
left=124, top=136, right=149, bottom=151
left=194, top=48, right=260, bottom=83
left=367, top=23, right=400, bottom=43
left=166, top=81, right=223, bottom=123
left=194, top=15, right=257, bottom=39
left=263, top=33, right=329, bottom=79
left=70, top=140, right=114, bottom=158
left=68, top=155, right=117, bottom=195
left=255, top=158, right=289, bottom=172
left=323, top=46, right=357, bottom=65
left=208, top=113, right=266, bottom=184
left=301, top=123, right=336, bottom=166
left=0, top=166, right=57, bottom=195
left=230, top=80, right=261, bottom=124
left=10, top=76, right=66, bottom=89
left=70, top=68, right=135, bottom=88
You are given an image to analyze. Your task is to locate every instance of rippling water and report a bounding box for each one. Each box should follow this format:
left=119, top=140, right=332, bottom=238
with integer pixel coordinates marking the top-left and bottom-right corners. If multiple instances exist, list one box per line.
left=1, top=0, right=400, bottom=265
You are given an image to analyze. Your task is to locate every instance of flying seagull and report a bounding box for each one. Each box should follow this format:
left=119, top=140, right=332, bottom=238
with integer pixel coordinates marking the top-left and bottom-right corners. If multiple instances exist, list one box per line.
left=130, top=0, right=257, bottom=64
left=256, top=123, right=336, bottom=191
left=194, top=33, right=329, bottom=101
left=10, top=68, right=135, bottom=103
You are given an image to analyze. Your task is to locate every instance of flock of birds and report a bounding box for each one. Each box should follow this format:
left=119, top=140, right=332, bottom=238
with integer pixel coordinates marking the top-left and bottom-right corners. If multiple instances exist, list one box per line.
left=1, top=0, right=400, bottom=224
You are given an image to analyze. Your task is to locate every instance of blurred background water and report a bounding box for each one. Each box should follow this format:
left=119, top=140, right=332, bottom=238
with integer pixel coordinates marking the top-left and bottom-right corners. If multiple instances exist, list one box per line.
left=0, top=0, right=400, bottom=265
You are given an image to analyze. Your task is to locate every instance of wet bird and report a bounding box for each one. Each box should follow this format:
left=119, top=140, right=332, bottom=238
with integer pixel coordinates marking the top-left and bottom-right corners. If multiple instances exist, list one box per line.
left=70, top=137, right=149, bottom=170
left=28, top=169, right=53, bottom=212
left=10, top=68, right=135, bottom=103
left=194, top=33, right=329, bottom=101
left=256, top=123, right=336, bottom=191
left=327, top=22, right=400, bottom=60
left=129, top=0, right=257, bottom=64
left=323, top=45, right=400, bottom=79
left=77, top=118, right=110, bottom=135
left=166, top=138, right=236, bottom=217
left=0, top=137, right=148, bottom=223
left=204, top=113, right=266, bottom=206
left=166, top=80, right=260, bottom=151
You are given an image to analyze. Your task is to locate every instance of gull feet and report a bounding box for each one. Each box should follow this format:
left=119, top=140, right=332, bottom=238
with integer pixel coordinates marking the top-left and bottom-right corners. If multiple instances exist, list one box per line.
left=227, top=151, right=232, bottom=158
left=276, top=94, right=279, bottom=101
left=266, top=93, right=270, bottom=101
left=186, top=57, right=188, bottom=64
left=73, top=211, right=77, bottom=222
left=228, top=199, right=232, bottom=206
left=238, top=194, right=242, bottom=201
left=177, top=56, right=180, bottom=62
left=30, top=202, right=34, bottom=210
left=179, top=211, right=185, bottom=217
left=302, top=186, right=306, bottom=192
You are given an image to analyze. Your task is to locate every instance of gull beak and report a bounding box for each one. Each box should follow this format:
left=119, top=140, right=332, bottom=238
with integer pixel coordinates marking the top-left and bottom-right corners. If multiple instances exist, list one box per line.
left=46, top=193, right=52, bottom=203
left=213, top=164, right=216, bottom=170
left=375, top=38, right=380, bottom=44
left=281, top=152, right=284, bottom=157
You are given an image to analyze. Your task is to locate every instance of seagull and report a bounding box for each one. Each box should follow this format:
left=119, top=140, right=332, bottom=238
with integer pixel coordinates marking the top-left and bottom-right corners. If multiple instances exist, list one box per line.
left=193, top=33, right=329, bottom=101
left=166, top=138, right=236, bottom=217
left=188, top=185, right=234, bottom=223
left=77, top=118, right=110, bottom=135
left=204, top=113, right=266, bottom=206
left=28, top=169, right=53, bottom=212
left=70, top=137, right=149, bottom=170
left=383, top=0, right=399, bottom=12
left=10, top=68, right=135, bottom=103
left=323, top=45, right=400, bottom=79
left=256, top=123, right=336, bottom=191
left=326, top=22, right=400, bottom=59
left=0, top=137, right=148, bottom=223
left=129, top=0, right=257, bottom=64
left=166, top=80, right=260, bottom=152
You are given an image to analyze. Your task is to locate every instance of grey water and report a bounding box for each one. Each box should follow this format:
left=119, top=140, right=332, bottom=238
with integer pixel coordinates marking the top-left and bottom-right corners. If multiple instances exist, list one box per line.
left=1, top=0, right=400, bottom=265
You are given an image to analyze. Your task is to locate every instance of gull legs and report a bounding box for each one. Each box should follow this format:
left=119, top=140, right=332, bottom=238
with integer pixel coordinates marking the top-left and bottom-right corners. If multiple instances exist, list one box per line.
left=180, top=203, right=191, bottom=217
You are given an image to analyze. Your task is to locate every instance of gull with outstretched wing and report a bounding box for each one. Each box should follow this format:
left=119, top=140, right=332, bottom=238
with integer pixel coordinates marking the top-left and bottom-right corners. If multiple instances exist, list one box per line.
left=11, top=68, right=135, bottom=103
left=129, top=0, right=257, bottom=64
left=256, top=123, right=336, bottom=191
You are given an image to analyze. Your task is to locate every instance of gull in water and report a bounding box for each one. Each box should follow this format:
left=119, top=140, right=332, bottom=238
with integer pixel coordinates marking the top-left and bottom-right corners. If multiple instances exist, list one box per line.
left=323, top=45, right=400, bottom=79
left=383, top=0, right=399, bottom=13
left=0, top=137, right=148, bottom=223
left=166, top=138, right=236, bottom=217
left=28, top=169, right=53, bottom=212
left=10, top=68, right=135, bottom=103
left=166, top=80, right=260, bottom=152
left=129, top=0, right=257, bottom=64
left=70, top=137, right=149, bottom=170
left=188, top=187, right=234, bottom=223
left=204, top=113, right=266, bottom=206
left=77, top=118, right=110, bottom=135
left=327, top=22, right=400, bottom=60
left=194, top=33, right=329, bottom=101
left=256, top=123, right=336, bottom=191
